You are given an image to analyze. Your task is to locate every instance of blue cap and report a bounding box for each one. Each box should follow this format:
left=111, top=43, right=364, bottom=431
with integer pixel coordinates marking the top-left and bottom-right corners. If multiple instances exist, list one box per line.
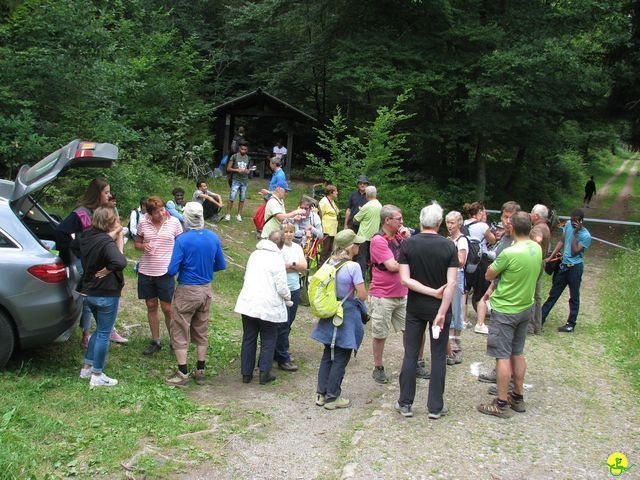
left=273, top=179, right=292, bottom=192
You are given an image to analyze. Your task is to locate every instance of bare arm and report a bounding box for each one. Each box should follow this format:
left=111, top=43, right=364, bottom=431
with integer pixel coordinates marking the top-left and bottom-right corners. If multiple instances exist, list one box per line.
left=484, top=228, right=497, bottom=245
left=545, top=230, right=565, bottom=262
left=399, top=264, right=446, bottom=298
left=486, top=264, right=499, bottom=281
left=344, top=208, right=351, bottom=230
left=354, top=281, right=367, bottom=301
left=434, top=267, right=458, bottom=329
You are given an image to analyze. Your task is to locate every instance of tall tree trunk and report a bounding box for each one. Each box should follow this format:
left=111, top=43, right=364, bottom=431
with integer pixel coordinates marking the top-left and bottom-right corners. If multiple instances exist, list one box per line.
left=475, top=135, right=486, bottom=201
left=504, top=145, right=526, bottom=194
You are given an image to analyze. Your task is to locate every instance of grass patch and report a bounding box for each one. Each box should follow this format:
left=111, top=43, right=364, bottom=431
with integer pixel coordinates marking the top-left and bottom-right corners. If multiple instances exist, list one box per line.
left=597, top=237, right=640, bottom=392
left=0, top=176, right=317, bottom=478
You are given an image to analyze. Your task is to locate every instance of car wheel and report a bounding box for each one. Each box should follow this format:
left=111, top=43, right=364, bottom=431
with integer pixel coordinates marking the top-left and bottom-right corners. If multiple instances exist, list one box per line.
left=0, top=311, right=15, bottom=369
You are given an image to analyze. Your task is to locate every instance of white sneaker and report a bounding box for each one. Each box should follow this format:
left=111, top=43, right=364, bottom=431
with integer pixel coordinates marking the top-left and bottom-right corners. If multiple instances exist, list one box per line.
left=474, top=324, right=489, bottom=335
left=89, top=373, right=118, bottom=388
left=79, top=367, right=92, bottom=379
left=223, top=214, right=231, bottom=221
left=236, top=214, right=242, bottom=222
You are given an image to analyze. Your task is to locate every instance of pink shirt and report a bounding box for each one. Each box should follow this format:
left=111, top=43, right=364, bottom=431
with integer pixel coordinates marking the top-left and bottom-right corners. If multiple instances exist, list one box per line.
left=137, top=214, right=183, bottom=276
left=368, top=233, right=408, bottom=298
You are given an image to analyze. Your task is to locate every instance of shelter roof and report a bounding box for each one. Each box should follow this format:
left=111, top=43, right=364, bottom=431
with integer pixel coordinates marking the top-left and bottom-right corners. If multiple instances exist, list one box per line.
left=213, top=88, right=316, bottom=122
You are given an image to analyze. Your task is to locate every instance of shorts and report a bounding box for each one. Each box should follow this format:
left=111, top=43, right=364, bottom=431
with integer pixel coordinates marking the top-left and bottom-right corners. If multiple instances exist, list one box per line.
left=137, top=272, right=175, bottom=303
left=170, top=284, right=212, bottom=349
left=229, top=180, right=248, bottom=202
left=368, top=295, right=407, bottom=339
left=486, top=306, right=533, bottom=359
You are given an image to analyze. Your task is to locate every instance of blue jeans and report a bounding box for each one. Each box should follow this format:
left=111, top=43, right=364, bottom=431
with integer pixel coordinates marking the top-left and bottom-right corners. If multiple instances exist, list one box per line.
left=542, top=262, right=584, bottom=327
left=450, top=270, right=465, bottom=332
left=274, top=288, right=301, bottom=364
left=229, top=180, right=248, bottom=202
left=241, top=315, right=278, bottom=375
left=316, top=344, right=352, bottom=402
left=83, top=296, right=120, bottom=373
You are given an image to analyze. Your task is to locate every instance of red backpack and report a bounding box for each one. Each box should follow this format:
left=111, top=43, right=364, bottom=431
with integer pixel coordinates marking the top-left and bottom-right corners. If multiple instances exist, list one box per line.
left=253, top=201, right=277, bottom=234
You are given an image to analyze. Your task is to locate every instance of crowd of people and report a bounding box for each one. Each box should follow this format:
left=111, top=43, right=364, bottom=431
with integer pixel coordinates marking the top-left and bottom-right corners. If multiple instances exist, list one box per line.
left=56, top=138, right=593, bottom=419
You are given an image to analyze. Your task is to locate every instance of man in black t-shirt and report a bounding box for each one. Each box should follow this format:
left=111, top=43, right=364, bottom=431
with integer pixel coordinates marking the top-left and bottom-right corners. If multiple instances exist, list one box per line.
left=344, top=174, right=369, bottom=231
left=395, top=202, right=458, bottom=419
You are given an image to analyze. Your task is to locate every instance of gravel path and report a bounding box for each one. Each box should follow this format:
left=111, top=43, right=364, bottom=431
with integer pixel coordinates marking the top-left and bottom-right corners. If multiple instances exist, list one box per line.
left=169, top=168, right=640, bottom=479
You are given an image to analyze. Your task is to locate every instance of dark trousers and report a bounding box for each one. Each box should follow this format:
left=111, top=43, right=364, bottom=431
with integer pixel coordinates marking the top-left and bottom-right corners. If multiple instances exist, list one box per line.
left=316, top=345, right=352, bottom=402
left=319, top=236, right=334, bottom=266
left=354, top=240, right=370, bottom=279
left=398, top=310, right=451, bottom=413
left=541, top=263, right=584, bottom=327
left=241, top=315, right=278, bottom=376
left=203, top=198, right=221, bottom=219
left=274, top=288, right=301, bottom=364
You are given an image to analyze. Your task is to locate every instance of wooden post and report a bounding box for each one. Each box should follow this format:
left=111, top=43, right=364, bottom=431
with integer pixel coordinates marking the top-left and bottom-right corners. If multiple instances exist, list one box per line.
left=285, top=125, right=294, bottom=178
left=222, top=113, right=231, bottom=160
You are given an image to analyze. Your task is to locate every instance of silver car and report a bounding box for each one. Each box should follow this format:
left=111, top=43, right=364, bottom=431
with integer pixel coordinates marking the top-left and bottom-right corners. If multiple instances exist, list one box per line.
left=0, top=140, right=117, bottom=368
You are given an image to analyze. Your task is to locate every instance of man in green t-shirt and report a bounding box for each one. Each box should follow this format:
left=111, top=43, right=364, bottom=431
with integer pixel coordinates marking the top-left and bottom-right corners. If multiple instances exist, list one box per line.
left=477, top=211, right=542, bottom=419
left=225, top=142, right=254, bottom=222
left=353, top=185, right=382, bottom=277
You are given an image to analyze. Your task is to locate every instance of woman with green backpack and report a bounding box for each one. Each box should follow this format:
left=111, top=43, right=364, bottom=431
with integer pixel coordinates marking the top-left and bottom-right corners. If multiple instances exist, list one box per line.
left=310, top=229, right=368, bottom=410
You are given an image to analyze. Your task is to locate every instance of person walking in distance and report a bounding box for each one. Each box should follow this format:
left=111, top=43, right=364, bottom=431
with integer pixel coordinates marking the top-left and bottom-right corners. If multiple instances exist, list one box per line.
left=583, top=176, right=596, bottom=208
left=395, top=202, right=458, bottom=419
left=164, top=202, right=226, bottom=387
left=477, top=212, right=542, bottom=418
left=541, top=208, right=591, bottom=332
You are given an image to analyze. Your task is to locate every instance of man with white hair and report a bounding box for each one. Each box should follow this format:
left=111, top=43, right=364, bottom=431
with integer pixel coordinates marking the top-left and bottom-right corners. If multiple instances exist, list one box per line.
left=353, top=185, right=382, bottom=277
left=529, top=204, right=551, bottom=334
left=165, top=202, right=226, bottom=387
left=395, top=202, right=458, bottom=419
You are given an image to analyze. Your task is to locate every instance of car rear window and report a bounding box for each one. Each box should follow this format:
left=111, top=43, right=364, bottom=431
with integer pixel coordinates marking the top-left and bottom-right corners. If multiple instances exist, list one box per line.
left=0, top=231, right=18, bottom=248
left=24, top=150, right=62, bottom=184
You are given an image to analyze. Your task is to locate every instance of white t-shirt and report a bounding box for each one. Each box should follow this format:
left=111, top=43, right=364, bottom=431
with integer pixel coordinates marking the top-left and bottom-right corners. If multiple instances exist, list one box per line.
left=281, top=242, right=304, bottom=291
left=273, top=146, right=287, bottom=158
left=464, top=219, right=490, bottom=254
left=453, top=235, right=469, bottom=271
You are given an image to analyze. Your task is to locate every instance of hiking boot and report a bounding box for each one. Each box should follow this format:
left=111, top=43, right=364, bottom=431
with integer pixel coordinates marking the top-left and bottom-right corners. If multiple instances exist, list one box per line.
left=446, top=355, right=456, bottom=366
left=478, top=369, right=496, bottom=383
left=372, top=366, right=389, bottom=384
left=453, top=350, right=463, bottom=364
left=278, top=361, right=298, bottom=372
left=242, top=375, right=253, bottom=384
left=89, top=373, right=118, bottom=389
left=109, top=329, right=128, bottom=344
left=143, top=341, right=161, bottom=356
left=395, top=402, right=413, bottom=418
left=558, top=323, right=575, bottom=333
left=79, top=367, right=92, bottom=379
left=474, top=324, right=489, bottom=334
left=223, top=214, right=231, bottom=221
left=236, top=214, right=242, bottom=222
left=165, top=370, right=190, bottom=387
left=428, top=406, right=449, bottom=419
left=324, top=396, right=351, bottom=410
left=193, top=369, right=206, bottom=385
left=477, top=398, right=512, bottom=418
left=508, top=393, right=526, bottom=413
left=259, top=371, right=276, bottom=385
left=487, top=379, right=514, bottom=396
left=416, top=360, right=430, bottom=379
left=315, top=394, right=326, bottom=406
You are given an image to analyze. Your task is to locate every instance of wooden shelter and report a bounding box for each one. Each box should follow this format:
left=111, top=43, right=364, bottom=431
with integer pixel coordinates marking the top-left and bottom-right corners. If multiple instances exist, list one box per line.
left=213, top=88, right=317, bottom=178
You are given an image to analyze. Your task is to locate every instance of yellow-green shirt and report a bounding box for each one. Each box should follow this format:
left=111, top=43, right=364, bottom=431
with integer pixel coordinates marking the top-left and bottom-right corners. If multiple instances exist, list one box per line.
left=353, top=199, right=382, bottom=240
left=319, top=196, right=339, bottom=236
left=490, top=239, right=542, bottom=314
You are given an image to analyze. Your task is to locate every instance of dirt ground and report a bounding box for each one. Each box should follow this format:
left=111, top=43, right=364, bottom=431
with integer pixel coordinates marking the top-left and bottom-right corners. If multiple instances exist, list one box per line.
left=147, top=161, right=640, bottom=480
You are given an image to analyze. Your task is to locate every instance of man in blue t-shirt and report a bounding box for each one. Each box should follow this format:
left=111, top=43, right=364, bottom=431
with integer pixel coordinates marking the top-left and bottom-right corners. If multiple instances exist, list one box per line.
left=165, top=202, right=227, bottom=386
left=541, top=208, right=592, bottom=332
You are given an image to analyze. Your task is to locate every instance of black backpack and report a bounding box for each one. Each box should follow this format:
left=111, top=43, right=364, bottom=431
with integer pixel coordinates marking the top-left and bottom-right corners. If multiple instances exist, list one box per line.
left=370, top=230, right=403, bottom=271
left=459, top=220, right=482, bottom=274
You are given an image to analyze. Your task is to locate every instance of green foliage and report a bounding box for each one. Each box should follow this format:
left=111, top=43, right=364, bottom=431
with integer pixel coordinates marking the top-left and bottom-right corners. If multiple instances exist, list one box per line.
left=598, top=238, right=640, bottom=391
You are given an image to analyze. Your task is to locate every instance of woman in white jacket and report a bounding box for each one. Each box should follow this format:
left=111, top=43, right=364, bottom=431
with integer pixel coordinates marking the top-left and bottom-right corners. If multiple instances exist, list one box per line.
left=235, top=230, right=292, bottom=385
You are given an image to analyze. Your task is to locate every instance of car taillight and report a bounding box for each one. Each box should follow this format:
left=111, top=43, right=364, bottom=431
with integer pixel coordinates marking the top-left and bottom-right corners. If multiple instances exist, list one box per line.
left=27, top=264, right=68, bottom=283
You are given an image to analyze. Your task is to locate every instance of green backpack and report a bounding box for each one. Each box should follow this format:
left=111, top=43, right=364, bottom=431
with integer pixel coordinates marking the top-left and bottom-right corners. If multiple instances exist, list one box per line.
left=308, top=260, right=352, bottom=324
